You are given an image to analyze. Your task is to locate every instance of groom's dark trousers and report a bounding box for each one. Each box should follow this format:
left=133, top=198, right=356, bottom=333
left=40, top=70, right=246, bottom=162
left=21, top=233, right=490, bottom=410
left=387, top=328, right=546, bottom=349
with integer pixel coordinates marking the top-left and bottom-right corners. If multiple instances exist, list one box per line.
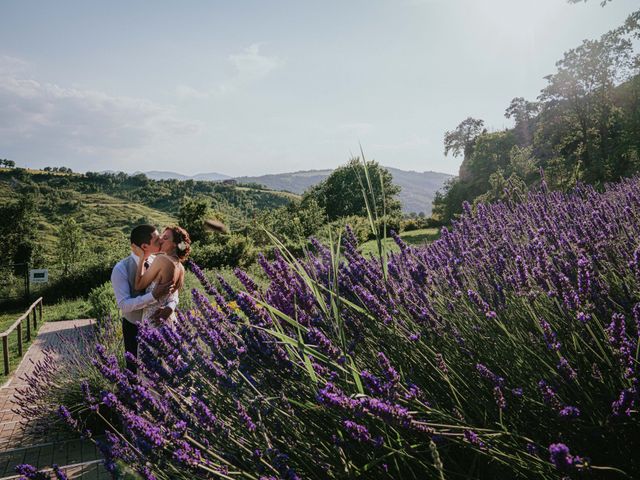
left=112, top=254, right=159, bottom=376
left=122, top=319, right=138, bottom=374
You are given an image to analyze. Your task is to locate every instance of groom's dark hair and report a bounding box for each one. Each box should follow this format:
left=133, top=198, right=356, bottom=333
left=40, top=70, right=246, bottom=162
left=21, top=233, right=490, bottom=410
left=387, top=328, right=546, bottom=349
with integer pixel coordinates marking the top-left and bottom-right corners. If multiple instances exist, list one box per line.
left=130, top=224, right=157, bottom=247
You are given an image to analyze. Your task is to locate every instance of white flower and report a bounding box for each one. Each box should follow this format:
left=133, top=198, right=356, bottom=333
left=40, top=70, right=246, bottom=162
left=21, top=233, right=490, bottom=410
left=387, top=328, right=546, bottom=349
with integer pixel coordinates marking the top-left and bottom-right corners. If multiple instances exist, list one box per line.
left=177, top=241, right=187, bottom=251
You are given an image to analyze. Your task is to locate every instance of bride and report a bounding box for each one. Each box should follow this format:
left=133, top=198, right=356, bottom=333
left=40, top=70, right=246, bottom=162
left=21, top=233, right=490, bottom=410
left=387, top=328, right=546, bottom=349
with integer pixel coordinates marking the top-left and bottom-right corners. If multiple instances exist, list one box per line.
left=134, top=225, right=191, bottom=326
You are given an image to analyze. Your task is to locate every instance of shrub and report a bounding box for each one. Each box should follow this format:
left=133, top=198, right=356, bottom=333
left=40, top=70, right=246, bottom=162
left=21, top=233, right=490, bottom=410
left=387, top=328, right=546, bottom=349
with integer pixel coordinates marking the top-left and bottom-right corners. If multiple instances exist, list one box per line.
left=14, top=317, right=123, bottom=435
left=87, top=281, right=118, bottom=323
left=39, top=262, right=113, bottom=303
left=43, top=178, right=640, bottom=478
left=317, top=215, right=371, bottom=244
left=190, top=234, right=255, bottom=269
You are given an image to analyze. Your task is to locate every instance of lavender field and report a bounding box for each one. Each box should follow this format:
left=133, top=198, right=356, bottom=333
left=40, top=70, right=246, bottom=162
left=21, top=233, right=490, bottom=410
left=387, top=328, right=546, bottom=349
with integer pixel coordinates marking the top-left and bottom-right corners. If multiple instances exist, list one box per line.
left=30, top=176, right=639, bottom=479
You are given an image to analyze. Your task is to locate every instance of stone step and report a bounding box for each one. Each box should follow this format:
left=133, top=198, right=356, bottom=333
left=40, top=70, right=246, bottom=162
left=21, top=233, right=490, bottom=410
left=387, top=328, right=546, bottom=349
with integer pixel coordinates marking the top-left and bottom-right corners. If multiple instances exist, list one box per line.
left=0, top=459, right=105, bottom=479
left=0, top=437, right=104, bottom=478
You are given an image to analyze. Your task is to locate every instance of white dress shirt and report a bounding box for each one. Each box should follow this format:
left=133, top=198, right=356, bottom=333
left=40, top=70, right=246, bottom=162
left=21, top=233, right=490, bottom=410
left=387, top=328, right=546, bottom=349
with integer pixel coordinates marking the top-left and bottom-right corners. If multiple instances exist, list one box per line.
left=111, top=253, right=179, bottom=324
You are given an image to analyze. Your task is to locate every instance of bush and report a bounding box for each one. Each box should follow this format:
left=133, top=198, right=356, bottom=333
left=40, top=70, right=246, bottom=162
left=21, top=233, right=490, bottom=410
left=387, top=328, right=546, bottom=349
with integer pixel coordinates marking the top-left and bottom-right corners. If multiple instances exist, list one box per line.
left=317, top=215, right=371, bottom=244
left=40, top=262, right=113, bottom=302
left=14, top=317, right=123, bottom=435
left=373, top=214, right=402, bottom=237
left=190, top=234, right=255, bottom=269
left=87, top=281, right=118, bottom=323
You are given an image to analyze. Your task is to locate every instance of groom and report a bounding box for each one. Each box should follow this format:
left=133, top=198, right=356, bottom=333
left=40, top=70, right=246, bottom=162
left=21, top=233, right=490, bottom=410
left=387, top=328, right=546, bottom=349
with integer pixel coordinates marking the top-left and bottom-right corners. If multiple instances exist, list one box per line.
left=111, top=224, right=178, bottom=373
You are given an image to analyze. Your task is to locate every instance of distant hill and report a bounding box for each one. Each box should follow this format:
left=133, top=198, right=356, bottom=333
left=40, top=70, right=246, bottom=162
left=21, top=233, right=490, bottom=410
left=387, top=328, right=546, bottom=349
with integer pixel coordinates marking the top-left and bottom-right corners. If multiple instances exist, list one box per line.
left=235, top=167, right=453, bottom=215
left=125, top=167, right=453, bottom=214
left=138, top=171, right=231, bottom=182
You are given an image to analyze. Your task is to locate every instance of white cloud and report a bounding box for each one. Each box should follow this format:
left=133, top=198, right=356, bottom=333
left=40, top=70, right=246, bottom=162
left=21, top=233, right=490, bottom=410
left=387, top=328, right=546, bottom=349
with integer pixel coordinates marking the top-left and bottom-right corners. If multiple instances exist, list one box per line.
left=177, top=43, right=282, bottom=100
left=0, top=55, right=31, bottom=75
left=228, top=43, right=282, bottom=81
left=0, top=55, right=201, bottom=162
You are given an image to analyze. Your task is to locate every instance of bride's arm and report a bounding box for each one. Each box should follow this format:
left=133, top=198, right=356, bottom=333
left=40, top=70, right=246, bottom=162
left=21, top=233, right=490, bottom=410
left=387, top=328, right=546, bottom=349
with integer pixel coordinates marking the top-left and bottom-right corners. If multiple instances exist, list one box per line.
left=134, top=255, right=162, bottom=291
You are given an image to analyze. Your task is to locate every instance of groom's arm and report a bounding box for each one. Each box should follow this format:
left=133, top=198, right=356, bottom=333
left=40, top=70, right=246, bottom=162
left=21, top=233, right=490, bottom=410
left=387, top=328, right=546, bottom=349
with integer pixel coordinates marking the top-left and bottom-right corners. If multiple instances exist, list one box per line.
left=111, top=263, right=157, bottom=315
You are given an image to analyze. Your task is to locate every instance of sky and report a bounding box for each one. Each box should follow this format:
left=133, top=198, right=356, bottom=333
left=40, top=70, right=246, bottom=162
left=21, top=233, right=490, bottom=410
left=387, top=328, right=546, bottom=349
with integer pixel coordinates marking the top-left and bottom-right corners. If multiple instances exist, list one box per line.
left=0, top=0, right=638, bottom=177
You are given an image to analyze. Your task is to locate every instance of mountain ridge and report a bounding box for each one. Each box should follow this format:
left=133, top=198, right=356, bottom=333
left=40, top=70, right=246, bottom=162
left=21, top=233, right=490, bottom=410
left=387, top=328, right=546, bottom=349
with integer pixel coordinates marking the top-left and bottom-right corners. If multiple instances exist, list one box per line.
left=136, top=167, right=453, bottom=214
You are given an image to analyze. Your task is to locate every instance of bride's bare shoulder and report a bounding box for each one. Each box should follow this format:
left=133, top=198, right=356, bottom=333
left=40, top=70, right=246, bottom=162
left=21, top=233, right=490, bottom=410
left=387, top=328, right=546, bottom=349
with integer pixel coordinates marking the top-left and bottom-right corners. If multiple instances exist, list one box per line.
left=154, top=254, right=177, bottom=269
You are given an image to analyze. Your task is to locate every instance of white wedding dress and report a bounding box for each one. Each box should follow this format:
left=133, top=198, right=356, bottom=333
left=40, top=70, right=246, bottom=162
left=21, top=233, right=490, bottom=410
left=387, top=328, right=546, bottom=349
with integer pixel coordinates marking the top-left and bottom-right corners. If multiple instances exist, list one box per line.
left=141, top=280, right=178, bottom=327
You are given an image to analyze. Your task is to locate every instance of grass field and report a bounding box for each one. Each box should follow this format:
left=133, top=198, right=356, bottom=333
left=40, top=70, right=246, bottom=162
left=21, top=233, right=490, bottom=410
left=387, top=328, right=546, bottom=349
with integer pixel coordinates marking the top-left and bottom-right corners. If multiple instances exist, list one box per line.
left=234, top=186, right=301, bottom=201
left=359, top=228, right=440, bottom=256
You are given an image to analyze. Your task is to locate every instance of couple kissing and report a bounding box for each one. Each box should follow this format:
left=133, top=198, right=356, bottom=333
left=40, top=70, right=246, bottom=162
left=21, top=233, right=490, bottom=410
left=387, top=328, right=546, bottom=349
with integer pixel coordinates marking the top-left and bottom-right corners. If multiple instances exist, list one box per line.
left=111, top=224, right=191, bottom=373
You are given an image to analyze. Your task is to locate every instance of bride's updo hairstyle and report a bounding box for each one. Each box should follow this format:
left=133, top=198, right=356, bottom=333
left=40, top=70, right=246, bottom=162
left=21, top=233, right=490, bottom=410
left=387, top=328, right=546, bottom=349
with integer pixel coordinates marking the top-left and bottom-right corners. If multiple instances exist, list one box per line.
left=167, top=225, right=191, bottom=261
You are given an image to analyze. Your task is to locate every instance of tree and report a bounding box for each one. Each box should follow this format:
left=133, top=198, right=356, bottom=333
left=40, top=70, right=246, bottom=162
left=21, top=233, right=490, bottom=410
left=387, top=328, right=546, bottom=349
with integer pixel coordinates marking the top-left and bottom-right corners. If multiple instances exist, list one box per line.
left=302, top=158, right=401, bottom=222
left=178, top=196, right=226, bottom=244
left=538, top=30, right=634, bottom=183
left=444, top=117, right=485, bottom=160
left=56, top=217, right=85, bottom=276
left=0, top=191, right=39, bottom=267
left=505, top=97, right=539, bottom=145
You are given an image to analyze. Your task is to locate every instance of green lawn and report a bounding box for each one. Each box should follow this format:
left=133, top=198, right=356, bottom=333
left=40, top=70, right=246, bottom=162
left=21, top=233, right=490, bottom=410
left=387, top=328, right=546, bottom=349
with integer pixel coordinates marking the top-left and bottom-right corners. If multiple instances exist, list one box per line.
left=360, top=228, right=440, bottom=256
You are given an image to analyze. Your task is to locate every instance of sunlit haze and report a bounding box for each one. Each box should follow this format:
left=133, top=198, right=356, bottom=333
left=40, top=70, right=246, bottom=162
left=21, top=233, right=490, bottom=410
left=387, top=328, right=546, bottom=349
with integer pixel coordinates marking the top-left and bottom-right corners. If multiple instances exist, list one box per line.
left=1, top=0, right=637, bottom=176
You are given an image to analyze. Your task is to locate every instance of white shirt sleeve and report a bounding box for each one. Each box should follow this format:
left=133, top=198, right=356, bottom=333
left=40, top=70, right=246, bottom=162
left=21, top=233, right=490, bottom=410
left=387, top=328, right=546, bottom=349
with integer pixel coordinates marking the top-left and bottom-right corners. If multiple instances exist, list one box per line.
left=111, top=262, right=157, bottom=315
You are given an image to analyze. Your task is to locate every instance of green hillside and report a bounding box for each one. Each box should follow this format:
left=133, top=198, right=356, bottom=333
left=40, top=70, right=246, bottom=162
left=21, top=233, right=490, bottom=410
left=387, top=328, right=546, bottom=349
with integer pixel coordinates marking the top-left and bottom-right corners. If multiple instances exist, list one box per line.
left=0, top=168, right=294, bottom=263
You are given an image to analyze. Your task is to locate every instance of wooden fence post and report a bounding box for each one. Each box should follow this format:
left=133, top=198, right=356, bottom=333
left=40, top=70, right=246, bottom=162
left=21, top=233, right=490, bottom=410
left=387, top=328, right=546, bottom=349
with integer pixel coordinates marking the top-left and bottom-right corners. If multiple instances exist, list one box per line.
left=17, top=323, right=22, bottom=357
left=2, top=337, right=8, bottom=375
left=26, top=312, right=31, bottom=342
left=38, top=300, right=42, bottom=327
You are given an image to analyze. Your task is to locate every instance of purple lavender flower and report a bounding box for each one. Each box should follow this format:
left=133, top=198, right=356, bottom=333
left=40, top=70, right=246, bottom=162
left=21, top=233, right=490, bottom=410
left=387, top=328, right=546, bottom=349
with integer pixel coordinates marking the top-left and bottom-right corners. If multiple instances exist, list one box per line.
left=606, top=313, right=636, bottom=378
left=557, top=357, right=577, bottom=381
left=538, top=318, right=560, bottom=351
left=14, top=464, right=48, bottom=480
left=476, top=363, right=504, bottom=387
left=548, top=443, right=572, bottom=470
left=57, top=405, right=79, bottom=430
left=559, top=406, right=580, bottom=418
left=537, top=380, right=562, bottom=410
left=493, top=386, right=506, bottom=410
left=435, top=353, right=448, bottom=375
left=237, top=400, right=257, bottom=432
left=463, top=430, right=485, bottom=449
left=467, top=289, right=497, bottom=319
left=52, top=465, right=68, bottom=480
left=343, top=419, right=372, bottom=443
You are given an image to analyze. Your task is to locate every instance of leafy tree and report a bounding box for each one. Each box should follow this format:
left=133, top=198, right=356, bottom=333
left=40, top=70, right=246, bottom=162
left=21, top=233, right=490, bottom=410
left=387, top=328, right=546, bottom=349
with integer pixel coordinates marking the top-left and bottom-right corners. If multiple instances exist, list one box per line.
left=433, top=8, right=639, bottom=221
left=56, top=217, right=85, bottom=276
left=0, top=191, right=39, bottom=266
left=303, top=158, right=401, bottom=222
left=248, top=198, right=326, bottom=248
left=538, top=31, right=634, bottom=183
left=505, top=97, right=539, bottom=145
left=443, top=117, right=485, bottom=160
left=178, top=196, right=227, bottom=244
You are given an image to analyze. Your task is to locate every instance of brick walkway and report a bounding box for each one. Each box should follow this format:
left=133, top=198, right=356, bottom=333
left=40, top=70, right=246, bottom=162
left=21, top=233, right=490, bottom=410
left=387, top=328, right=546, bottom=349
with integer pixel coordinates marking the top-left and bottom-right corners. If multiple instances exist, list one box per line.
left=0, top=320, right=106, bottom=479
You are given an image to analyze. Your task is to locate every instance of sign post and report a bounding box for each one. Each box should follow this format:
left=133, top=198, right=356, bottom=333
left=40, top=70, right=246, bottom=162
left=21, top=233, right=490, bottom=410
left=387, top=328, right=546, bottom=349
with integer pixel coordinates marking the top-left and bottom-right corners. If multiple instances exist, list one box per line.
left=29, top=268, right=49, bottom=299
